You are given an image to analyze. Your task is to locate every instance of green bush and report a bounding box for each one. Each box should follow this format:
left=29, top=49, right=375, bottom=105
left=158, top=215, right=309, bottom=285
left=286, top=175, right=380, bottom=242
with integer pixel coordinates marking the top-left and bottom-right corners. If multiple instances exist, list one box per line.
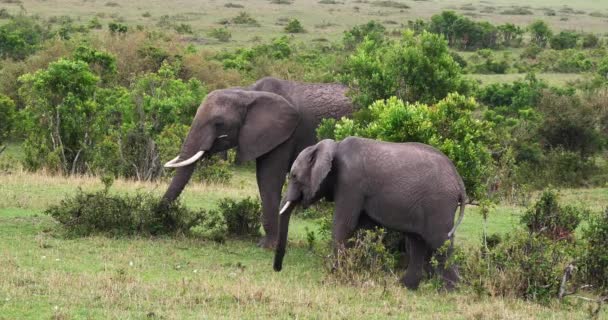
left=231, top=12, right=260, bottom=26
left=208, top=27, right=232, bottom=42
left=0, top=94, right=16, bottom=144
left=218, top=197, right=261, bottom=237
left=284, top=19, right=305, bottom=33
left=550, top=31, right=579, bottom=50
left=578, top=207, right=608, bottom=291
left=189, top=209, right=228, bottom=243
left=521, top=189, right=584, bottom=240
left=325, top=228, right=397, bottom=285
left=341, top=30, right=473, bottom=107
left=0, top=14, right=49, bottom=60
left=463, top=230, right=575, bottom=303
left=342, top=20, right=386, bottom=51
left=582, top=33, right=599, bottom=48
left=45, top=186, right=203, bottom=237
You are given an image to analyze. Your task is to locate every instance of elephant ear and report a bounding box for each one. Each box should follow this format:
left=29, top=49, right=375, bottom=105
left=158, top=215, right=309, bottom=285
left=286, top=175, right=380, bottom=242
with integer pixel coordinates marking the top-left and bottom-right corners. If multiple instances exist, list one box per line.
left=309, top=139, right=337, bottom=196
left=237, top=92, right=300, bottom=163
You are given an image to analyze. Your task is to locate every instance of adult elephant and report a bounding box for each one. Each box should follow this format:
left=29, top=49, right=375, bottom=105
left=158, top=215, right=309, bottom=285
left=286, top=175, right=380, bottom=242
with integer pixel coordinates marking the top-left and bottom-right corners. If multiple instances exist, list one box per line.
left=162, top=77, right=353, bottom=248
left=274, top=138, right=466, bottom=289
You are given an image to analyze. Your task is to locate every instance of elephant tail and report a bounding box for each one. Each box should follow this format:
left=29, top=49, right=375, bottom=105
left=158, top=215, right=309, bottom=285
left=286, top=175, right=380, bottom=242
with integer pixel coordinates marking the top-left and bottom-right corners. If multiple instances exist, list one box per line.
left=448, top=194, right=466, bottom=238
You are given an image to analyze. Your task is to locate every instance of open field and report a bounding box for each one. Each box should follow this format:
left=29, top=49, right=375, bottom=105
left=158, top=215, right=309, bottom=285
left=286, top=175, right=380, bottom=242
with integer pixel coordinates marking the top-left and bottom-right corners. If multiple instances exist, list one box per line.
left=1, top=168, right=607, bottom=319
left=2, top=0, right=608, bottom=48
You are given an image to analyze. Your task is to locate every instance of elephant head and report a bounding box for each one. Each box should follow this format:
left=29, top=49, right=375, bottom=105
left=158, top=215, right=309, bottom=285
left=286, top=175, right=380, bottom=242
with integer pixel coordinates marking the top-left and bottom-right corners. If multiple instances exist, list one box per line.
left=162, top=89, right=300, bottom=202
left=274, top=139, right=337, bottom=271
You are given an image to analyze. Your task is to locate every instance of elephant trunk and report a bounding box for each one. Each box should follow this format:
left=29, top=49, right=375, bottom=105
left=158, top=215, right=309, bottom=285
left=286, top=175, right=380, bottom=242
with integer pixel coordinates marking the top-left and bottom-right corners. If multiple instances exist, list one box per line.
left=162, top=164, right=197, bottom=202
left=273, top=200, right=296, bottom=272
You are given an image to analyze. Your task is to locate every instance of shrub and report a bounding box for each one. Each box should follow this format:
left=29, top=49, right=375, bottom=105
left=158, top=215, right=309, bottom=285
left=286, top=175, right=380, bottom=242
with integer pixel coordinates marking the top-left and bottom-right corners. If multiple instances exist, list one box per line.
left=500, top=7, right=533, bottom=15
left=174, top=23, right=193, bottom=34
left=325, top=228, right=397, bottom=285
left=231, top=12, right=260, bottom=26
left=189, top=209, right=228, bottom=242
left=578, top=207, right=608, bottom=291
left=45, top=186, right=203, bottom=237
left=341, top=30, right=473, bottom=107
left=224, top=3, right=244, bottom=8
left=582, top=33, right=599, bottom=48
left=218, top=197, right=261, bottom=237
left=0, top=95, right=16, bottom=144
left=371, top=1, right=409, bottom=9
left=0, top=14, right=49, bottom=60
left=108, top=22, right=127, bottom=34
left=208, top=27, right=232, bottom=42
left=270, top=0, right=292, bottom=4
left=284, top=19, right=305, bottom=33
left=549, top=31, right=579, bottom=50
left=521, top=189, right=584, bottom=240
left=463, top=230, right=575, bottom=302
left=342, top=20, right=386, bottom=51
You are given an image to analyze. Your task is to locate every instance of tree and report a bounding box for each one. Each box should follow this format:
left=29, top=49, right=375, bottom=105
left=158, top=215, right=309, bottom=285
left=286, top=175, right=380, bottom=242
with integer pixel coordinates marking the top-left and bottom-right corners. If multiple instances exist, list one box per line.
left=343, top=21, right=386, bottom=51
left=0, top=95, right=16, bottom=145
left=341, top=30, right=473, bottom=108
left=19, top=59, right=101, bottom=173
left=498, top=23, right=523, bottom=47
left=528, top=20, right=552, bottom=48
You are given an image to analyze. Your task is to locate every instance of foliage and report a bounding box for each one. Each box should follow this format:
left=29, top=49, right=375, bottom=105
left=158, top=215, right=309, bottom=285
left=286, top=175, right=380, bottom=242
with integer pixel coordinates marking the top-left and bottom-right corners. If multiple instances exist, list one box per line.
left=326, top=94, right=494, bottom=201
left=341, top=30, right=472, bottom=108
left=528, top=20, right=552, bottom=48
left=549, top=31, right=579, bottom=50
left=578, top=207, right=608, bottom=291
left=536, top=91, right=604, bottom=159
left=0, top=94, right=16, bottom=144
left=45, top=185, right=203, bottom=237
left=429, top=11, right=499, bottom=50
left=463, top=230, right=576, bottom=303
left=521, top=189, right=584, bottom=240
left=208, top=27, right=232, bottom=42
left=108, top=22, right=128, bottom=34
left=19, top=58, right=101, bottom=173
left=217, top=197, right=261, bottom=237
left=581, top=33, right=599, bottom=49
left=284, top=19, right=305, bottom=33
left=325, top=228, right=397, bottom=285
left=342, top=20, right=386, bottom=51
left=230, top=12, right=260, bottom=26
left=0, top=14, right=49, bottom=60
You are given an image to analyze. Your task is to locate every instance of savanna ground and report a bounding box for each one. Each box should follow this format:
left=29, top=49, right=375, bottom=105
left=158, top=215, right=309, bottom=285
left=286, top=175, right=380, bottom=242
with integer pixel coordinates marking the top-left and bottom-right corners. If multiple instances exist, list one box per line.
left=1, top=0, right=608, bottom=318
left=1, top=142, right=607, bottom=319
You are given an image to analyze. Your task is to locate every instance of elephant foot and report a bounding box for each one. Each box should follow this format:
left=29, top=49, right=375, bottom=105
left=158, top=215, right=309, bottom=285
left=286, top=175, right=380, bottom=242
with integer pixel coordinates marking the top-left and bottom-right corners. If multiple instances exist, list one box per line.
left=257, top=235, right=278, bottom=249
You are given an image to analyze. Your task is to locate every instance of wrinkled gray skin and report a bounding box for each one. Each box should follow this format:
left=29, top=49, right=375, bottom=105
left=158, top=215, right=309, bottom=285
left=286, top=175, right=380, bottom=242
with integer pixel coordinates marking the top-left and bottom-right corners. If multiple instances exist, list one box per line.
left=274, top=137, right=466, bottom=290
left=162, top=77, right=353, bottom=248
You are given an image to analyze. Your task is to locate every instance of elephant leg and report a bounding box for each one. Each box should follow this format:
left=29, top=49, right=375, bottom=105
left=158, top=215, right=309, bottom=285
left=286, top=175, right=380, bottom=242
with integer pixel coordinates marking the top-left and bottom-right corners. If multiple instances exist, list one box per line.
left=255, top=143, right=293, bottom=249
left=401, top=234, right=427, bottom=290
left=331, top=197, right=364, bottom=254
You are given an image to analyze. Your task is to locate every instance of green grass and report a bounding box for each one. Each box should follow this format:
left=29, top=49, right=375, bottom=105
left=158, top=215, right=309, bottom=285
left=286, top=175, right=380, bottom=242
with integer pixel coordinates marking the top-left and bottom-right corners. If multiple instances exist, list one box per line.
left=468, top=73, right=588, bottom=86
left=1, top=169, right=606, bottom=319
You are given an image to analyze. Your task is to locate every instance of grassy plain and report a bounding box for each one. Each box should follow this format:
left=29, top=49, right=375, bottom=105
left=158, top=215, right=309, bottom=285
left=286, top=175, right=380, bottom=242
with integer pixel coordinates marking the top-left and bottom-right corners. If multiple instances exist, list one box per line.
left=1, top=0, right=607, bottom=48
left=0, top=167, right=607, bottom=319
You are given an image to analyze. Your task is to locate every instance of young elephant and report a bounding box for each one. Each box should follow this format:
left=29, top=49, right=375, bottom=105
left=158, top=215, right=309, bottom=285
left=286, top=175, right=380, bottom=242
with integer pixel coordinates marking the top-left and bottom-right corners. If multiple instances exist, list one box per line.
left=273, top=137, right=466, bottom=289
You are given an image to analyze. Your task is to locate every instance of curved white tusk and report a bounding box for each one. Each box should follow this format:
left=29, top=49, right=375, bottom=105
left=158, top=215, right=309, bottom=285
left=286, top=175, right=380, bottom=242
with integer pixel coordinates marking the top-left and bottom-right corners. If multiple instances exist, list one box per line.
left=164, top=151, right=205, bottom=168
left=164, top=155, right=181, bottom=167
left=279, top=201, right=292, bottom=215
left=217, top=134, right=228, bottom=139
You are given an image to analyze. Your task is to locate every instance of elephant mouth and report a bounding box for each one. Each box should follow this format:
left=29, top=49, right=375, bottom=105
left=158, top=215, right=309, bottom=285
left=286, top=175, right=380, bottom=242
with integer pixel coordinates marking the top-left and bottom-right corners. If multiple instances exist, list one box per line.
left=164, top=151, right=206, bottom=168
